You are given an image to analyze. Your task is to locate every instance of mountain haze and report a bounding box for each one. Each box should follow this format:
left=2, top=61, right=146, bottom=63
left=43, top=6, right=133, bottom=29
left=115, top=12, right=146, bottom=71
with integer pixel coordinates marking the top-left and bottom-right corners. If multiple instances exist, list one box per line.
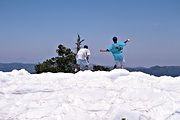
left=0, top=63, right=180, bottom=77
left=0, top=63, right=35, bottom=73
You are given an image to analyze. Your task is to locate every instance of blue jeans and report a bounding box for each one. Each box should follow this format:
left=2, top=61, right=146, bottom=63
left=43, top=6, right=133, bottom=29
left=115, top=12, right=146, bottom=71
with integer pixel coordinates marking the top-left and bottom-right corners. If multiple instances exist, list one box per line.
left=77, top=59, right=89, bottom=70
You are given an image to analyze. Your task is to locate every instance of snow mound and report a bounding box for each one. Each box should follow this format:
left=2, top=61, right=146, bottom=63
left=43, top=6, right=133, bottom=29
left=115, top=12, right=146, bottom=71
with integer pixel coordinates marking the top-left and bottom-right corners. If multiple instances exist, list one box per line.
left=0, top=69, right=180, bottom=120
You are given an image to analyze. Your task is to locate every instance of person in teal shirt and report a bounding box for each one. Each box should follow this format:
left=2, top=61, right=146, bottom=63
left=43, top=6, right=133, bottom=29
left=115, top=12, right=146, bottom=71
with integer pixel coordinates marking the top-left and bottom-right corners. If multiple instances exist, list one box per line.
left=100, top=36, right=130, bottom=69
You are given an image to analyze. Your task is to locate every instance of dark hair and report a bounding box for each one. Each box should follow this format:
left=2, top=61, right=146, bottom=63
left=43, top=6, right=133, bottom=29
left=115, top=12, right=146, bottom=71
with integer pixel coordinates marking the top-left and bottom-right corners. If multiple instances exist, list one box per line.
left=84, top=45, right=88, bottom=49
left=112, top=37, right=117, bottom=43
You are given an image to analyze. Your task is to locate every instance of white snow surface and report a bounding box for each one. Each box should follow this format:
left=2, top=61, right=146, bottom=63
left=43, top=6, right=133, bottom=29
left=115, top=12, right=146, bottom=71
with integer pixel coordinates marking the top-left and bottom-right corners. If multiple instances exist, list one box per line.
left=0, top=69, right=180, bottom=120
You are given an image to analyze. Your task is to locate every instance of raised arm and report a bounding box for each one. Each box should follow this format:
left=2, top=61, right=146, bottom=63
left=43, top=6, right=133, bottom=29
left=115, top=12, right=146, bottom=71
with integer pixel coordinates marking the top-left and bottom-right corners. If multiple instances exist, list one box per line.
left=124, top=39, right=130, bottom=44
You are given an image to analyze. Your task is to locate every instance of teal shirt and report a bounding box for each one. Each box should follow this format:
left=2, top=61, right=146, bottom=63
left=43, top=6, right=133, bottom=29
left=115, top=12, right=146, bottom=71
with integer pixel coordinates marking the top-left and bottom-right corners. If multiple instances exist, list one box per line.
left=107, top=42, right=126, bottom=61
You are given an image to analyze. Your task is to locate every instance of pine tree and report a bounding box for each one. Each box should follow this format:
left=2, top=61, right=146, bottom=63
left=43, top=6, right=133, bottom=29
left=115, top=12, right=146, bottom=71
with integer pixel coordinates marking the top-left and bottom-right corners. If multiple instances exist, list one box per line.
left=35, top=44, right=76, bottom=73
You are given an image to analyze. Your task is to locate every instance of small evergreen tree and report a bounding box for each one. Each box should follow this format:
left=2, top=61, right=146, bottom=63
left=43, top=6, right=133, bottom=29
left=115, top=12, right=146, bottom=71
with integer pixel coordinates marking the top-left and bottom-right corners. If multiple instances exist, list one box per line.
left=35, top=44, right=76, bottom=73
left=55, top=44, right=76, bottom=73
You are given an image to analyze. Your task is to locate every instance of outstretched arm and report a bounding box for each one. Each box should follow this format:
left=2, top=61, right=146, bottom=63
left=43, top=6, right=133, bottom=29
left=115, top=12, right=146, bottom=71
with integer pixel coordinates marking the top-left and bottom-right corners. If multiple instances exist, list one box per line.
left=124, top=39, right=130, bottom=44
left=100, top=49, right=109, bottom=52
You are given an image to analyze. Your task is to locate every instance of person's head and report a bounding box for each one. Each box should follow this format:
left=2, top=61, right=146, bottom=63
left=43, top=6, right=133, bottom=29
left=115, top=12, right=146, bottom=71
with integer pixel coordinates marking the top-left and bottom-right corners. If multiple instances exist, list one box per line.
left=84, top=45, right=88, bottom=49
left=112, top=37, right=118, bottom=43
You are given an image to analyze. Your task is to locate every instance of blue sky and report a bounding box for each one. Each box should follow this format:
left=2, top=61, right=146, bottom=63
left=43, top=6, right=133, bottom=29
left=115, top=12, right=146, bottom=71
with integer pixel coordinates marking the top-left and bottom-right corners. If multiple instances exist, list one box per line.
left=0, top=0, right=180, bottom=67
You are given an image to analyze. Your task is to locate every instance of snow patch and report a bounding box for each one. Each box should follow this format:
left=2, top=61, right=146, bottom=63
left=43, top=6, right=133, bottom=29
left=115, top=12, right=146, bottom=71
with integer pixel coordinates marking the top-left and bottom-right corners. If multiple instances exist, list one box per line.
left=0, top=69, right=180, bottom=120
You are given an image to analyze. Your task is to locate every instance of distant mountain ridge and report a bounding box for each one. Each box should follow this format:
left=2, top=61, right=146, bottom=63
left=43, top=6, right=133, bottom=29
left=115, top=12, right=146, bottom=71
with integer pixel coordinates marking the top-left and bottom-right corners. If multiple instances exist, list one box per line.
left=127, top=66, right=180, bottom=77
left=0, top=63, right=180, bottom=77
left=0, top=63, right=35, bottom=73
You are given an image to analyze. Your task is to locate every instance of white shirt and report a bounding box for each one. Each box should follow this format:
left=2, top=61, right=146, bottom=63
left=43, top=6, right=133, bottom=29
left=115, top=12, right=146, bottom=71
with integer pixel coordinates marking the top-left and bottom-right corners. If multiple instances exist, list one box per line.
left=76, top=48, right=91, bottom=60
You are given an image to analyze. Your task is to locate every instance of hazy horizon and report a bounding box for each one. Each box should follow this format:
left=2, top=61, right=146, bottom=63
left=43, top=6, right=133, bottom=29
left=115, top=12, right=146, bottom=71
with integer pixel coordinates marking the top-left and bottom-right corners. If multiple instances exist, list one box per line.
left=0, top=0, right=180, bottom=67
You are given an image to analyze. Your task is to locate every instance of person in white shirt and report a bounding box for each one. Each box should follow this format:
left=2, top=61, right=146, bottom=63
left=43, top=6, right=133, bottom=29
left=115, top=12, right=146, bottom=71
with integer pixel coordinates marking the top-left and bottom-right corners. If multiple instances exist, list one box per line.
left=76, top=45, right=91, bottom=71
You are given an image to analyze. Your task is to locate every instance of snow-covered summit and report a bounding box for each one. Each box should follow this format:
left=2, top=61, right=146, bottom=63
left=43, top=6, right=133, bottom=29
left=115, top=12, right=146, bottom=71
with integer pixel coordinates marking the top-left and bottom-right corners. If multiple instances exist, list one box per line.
left=0, top=69, right=180, bottom=120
